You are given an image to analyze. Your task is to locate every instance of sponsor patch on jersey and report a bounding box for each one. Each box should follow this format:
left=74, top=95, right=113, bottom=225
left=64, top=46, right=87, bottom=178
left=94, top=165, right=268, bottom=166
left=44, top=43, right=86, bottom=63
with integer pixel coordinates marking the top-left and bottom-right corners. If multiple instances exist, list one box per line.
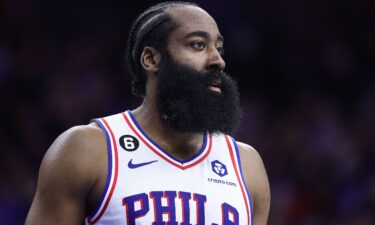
left=207, top=177, right=237, bottom=187
left=211, top=160, right=228, bottom=177
left=119, top=135, right=139, bottom=151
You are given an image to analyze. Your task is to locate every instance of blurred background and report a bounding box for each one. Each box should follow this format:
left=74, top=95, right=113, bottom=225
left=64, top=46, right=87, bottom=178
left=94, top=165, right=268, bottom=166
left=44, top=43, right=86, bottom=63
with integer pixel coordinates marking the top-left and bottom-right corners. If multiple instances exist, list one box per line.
left=0, top=0, right=374, bottom=224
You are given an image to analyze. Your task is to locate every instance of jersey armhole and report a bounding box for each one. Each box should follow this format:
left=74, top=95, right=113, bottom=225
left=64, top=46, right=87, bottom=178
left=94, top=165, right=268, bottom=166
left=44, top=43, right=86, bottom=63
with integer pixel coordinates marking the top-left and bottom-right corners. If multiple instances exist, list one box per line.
left=86, top=118, right=117, bottom=224
left=226, top=135, right=254, bottom=224
left=231, top=137, right=254, bottom=213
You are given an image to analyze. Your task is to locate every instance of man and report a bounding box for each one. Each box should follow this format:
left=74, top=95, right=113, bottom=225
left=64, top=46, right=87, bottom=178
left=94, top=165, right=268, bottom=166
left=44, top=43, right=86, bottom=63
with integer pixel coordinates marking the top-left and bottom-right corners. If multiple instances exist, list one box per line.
left=26, top=2, right=270, bottom=225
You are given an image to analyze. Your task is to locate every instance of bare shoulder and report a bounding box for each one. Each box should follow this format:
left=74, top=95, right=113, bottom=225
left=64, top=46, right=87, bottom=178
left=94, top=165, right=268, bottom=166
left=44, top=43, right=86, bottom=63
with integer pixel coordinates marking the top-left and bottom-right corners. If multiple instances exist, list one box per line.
left=41, top=123, right=105, bottom=176
left=236, top=142, right=262, bottom=163
left=236, top=141, right=270, bottom=225
left=39, top=122, right=108, bottom=196
left=235, top=142, right=267, bottom=193
left=44, top=123, right=106, bottom=165
left=26, top=123, right=107, bottom=225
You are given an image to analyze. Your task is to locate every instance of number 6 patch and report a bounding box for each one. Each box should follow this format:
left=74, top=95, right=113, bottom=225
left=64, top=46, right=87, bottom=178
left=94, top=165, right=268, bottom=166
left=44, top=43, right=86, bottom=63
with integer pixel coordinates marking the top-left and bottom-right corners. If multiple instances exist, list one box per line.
left=119, top=135, right=139, bottom=151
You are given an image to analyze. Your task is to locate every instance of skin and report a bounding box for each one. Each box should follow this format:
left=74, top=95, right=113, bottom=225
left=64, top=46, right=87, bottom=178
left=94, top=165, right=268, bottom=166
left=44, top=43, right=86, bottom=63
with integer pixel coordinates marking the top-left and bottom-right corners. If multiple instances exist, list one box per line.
left=26, top=5, right=270, bottom=225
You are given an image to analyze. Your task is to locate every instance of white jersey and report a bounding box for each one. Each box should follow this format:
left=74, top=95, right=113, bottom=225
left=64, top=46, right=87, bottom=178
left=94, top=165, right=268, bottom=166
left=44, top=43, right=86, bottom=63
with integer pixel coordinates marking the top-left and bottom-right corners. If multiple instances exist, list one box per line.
left=86, top=111, right=253, bottom=225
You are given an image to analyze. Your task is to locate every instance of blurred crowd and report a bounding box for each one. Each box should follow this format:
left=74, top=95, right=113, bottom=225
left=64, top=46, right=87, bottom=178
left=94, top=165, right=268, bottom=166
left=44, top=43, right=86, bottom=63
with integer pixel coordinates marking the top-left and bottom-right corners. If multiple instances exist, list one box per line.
left=0, top=0, right=374, bottom=224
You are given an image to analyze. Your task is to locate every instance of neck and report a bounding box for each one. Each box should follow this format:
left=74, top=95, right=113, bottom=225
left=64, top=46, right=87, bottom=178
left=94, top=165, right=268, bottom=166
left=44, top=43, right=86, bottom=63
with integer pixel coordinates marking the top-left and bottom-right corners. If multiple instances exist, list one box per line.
left=131, top=100, right=204, bottom=161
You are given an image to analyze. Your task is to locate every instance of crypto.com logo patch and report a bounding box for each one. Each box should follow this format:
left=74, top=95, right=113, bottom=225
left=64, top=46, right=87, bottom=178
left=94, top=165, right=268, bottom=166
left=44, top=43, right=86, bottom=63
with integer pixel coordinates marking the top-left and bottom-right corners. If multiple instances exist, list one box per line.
left=211, top=160, right=228, bottom=177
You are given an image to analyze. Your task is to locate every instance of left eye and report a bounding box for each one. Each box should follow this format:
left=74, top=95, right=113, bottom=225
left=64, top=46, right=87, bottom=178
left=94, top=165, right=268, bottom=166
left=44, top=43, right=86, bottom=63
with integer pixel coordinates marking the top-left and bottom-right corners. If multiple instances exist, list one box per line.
left=217, top=47, right=225, bottom=56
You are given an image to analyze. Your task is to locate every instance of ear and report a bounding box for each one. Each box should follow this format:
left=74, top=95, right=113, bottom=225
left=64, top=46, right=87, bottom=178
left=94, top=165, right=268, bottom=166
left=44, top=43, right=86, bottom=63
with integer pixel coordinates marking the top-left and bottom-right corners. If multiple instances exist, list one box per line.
left=140, top=46, right=161, bottom=73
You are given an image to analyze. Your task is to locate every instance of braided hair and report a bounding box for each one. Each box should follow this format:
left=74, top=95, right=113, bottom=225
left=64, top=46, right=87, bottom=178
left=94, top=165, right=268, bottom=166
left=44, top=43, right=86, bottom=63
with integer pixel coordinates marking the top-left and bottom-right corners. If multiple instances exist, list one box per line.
left=126, top=1, right=198, bottom=97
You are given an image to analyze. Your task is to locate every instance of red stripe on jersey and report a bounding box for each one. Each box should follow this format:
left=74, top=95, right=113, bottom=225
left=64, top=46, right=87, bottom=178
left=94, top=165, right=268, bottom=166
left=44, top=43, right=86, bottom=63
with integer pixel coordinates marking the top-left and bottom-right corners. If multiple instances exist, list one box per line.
left=225, top=135, right=251, bottom=225
left=89, top=118, right=119, bottom=224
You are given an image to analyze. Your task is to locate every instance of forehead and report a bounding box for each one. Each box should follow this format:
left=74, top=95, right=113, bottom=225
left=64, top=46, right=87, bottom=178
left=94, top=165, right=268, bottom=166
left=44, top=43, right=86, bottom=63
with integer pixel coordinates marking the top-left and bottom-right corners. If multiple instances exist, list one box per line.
left=166, top=6, right=221, bottom=40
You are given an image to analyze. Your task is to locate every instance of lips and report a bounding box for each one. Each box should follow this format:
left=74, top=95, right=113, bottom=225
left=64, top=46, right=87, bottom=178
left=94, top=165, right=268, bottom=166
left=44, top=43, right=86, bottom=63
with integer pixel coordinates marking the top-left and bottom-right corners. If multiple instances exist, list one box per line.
left=208, top=79, right=222, bottom=93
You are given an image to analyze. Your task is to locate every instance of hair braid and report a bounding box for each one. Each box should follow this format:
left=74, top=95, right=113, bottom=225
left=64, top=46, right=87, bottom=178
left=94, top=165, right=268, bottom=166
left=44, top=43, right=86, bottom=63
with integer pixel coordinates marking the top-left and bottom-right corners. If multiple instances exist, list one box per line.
left=126, top=1, right=198, bottom=97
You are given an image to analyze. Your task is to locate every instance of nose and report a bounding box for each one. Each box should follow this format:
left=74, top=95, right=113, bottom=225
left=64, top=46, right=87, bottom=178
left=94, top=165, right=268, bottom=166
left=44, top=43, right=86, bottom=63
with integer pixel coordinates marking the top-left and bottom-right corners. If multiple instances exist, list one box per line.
left=206, top=48, right=226, bottom=71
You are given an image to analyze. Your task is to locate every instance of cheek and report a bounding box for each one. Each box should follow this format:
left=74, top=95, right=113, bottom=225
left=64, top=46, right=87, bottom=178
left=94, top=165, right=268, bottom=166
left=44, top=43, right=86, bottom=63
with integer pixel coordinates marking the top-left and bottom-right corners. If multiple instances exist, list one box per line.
left=183, top=57, right=205, bottom=70
left=173, top=53, right=207, bottom=72
left=168, top=45, right=207, bottom=71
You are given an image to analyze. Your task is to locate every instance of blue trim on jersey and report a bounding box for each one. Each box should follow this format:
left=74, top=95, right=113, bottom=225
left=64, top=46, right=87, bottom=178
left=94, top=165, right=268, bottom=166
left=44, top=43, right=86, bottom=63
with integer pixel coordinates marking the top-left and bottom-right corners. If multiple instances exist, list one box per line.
left=231, top=137, right=254, bottom=224
left=89, top=119, right=113, bottom=219
left=127, top=110, right=208, bottom=164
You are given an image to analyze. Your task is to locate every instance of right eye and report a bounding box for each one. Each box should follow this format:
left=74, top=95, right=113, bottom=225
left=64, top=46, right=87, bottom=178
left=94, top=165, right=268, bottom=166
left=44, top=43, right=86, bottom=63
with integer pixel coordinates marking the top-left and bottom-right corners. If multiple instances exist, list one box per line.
left=191, top=41, right=206, bottom=50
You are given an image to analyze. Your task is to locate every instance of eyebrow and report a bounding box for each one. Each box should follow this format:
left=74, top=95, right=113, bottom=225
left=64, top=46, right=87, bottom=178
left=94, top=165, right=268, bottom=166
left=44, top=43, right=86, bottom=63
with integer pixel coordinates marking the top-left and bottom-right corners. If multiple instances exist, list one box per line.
left=184, top=31, right=224, bottom=42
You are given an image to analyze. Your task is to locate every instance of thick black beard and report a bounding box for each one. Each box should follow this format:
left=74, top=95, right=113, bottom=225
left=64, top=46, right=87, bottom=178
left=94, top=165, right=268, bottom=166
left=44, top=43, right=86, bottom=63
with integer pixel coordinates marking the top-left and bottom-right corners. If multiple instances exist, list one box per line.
left=156, top=52, right=242, bottom=134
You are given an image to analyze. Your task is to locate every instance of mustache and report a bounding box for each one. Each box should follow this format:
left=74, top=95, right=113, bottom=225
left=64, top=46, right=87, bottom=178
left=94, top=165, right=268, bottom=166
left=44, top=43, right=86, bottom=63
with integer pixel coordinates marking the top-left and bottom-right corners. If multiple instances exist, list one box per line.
left=202, top=70, right=227, bottom=83
left=202, top=70, right=234, bottom=95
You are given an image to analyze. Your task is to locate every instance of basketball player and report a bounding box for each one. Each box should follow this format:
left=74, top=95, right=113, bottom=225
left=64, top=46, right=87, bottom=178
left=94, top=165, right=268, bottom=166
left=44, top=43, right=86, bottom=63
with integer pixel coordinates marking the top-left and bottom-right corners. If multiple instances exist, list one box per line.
left=26, top=2, right=270, bottom=225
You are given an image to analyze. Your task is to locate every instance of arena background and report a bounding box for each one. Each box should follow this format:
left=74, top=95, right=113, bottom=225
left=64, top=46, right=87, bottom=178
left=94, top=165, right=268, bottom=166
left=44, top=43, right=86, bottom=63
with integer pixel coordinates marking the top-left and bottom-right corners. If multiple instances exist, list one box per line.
left=0, top=0, right=374, bottom=224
